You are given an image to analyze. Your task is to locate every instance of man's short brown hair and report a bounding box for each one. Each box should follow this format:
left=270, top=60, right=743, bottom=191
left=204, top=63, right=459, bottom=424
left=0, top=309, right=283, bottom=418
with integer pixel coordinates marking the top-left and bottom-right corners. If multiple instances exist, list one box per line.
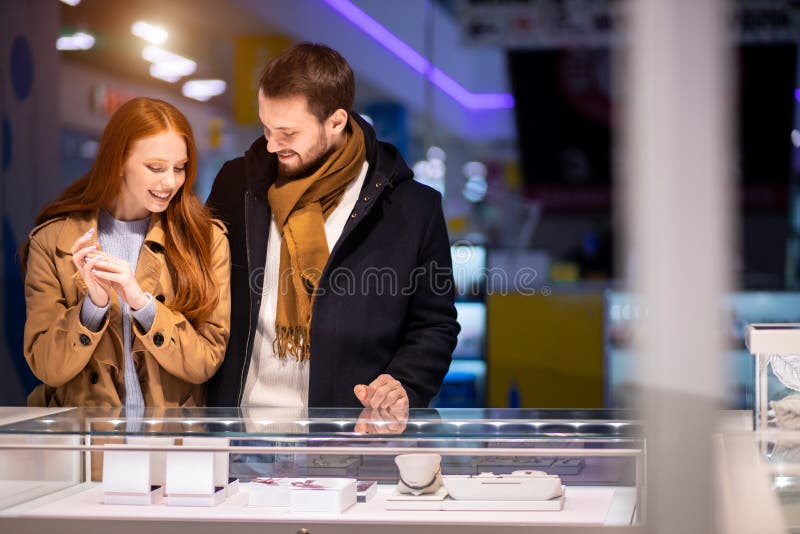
left=258, top=42, right=355, bottom=123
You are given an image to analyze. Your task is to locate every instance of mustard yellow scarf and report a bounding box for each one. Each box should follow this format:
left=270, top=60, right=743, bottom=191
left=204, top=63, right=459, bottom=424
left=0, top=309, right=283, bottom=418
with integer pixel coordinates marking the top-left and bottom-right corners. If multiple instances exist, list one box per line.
left=268, top=118, right=366, bottom=360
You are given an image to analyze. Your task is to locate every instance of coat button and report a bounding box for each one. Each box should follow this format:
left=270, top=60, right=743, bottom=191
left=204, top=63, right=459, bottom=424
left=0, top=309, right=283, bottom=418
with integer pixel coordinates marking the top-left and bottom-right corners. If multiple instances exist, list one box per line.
left=375, top=181, right=382, bottom=188
left=155, top=294, right=165, bottom=303
left=79, top=334, right=91, bottom=346
left=153, top=332, right=165, bottom=346
left=362, top=195, right=370, bottom=202
left=89, top=372, right=99, bottom=384
left=350, top=211, right=357, bottom=219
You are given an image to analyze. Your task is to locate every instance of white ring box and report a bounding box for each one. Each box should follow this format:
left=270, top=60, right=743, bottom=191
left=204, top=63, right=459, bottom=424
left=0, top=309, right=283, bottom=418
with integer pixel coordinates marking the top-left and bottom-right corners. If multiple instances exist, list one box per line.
left=125, top=436, right=173, bottom=486
left=165, top=437, right=238, bottom=506
left=102, top=448, right=163, bottom=505
left=248, top=478, right=291, bottom=507
left=289, top=478, right=356, bottom=513
left=248, top=478, right=356, bottom=513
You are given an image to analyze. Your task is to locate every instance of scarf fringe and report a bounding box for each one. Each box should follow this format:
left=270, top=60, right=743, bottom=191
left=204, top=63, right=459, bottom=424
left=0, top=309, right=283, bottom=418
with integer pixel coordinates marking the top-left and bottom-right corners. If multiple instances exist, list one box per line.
left=274, top=325, right=311, bottom=362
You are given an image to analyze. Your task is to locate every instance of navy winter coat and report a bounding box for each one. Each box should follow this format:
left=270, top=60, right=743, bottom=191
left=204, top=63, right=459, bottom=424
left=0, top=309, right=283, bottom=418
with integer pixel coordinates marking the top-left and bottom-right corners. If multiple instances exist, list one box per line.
left=205, top=113, right=459, bottom=408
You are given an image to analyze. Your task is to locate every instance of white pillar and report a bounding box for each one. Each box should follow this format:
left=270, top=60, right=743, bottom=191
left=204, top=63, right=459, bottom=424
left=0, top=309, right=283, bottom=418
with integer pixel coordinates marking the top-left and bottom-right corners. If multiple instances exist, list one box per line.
left=624, top=0, right=731, bottom=531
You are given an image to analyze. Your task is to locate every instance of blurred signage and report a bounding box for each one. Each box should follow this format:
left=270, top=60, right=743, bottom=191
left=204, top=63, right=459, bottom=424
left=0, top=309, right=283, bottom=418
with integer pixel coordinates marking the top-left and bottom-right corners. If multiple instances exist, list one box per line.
left=90, top=85, right=136, bottom=117
left=458, top=0, right=800, bottom=47
left=522, top=183, right=789, bottom=211
left=459, top=0, right=621, bottom=48
left=233, top=35, right=293, bottom=125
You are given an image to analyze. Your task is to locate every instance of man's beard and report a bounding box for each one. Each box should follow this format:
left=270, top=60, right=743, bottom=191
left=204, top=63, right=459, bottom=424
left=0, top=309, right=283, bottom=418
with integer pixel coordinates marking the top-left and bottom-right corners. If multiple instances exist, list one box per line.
left=276, top=132, right=334, bottom=180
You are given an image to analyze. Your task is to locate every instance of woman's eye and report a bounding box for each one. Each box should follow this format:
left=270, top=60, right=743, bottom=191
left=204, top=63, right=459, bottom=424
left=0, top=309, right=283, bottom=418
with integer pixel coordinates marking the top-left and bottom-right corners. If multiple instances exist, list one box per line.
left=147, top=166, right=164, bottom=173
left=174, top=166, right=185, bottom=173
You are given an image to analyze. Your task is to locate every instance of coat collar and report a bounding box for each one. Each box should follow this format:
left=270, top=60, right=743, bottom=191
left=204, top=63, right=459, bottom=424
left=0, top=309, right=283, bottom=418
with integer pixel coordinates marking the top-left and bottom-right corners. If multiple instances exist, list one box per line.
left=242, top=111, right=411, bottom=201
left=56, top=210, right=166, bottom=255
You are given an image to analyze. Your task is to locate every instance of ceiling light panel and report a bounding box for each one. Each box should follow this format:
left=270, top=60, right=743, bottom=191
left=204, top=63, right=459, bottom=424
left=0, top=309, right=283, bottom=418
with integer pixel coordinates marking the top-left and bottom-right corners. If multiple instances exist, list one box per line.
left=182, top=79, right=227, bottom=101
left=131, top=21, right=168, bottom=45
left=56, top=31, right=95, bottom=51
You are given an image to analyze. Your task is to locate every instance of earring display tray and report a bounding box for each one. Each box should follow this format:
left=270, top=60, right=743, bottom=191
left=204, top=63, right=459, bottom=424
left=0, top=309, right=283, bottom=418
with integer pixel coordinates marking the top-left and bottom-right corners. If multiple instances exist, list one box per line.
left=442, top=472, right=563, bottom=501
left=441, top=491, right=565, bottom=512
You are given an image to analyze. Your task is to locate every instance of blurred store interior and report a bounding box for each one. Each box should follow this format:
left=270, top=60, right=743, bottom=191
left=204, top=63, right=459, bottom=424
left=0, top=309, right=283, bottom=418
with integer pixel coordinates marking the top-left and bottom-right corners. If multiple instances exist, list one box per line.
left=0, top=0, right=798, bottom=411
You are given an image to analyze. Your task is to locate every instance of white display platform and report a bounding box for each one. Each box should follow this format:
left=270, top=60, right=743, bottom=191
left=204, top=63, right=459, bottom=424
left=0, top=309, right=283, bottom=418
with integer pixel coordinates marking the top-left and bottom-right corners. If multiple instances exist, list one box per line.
left=0, top=482, right=636, bottom=527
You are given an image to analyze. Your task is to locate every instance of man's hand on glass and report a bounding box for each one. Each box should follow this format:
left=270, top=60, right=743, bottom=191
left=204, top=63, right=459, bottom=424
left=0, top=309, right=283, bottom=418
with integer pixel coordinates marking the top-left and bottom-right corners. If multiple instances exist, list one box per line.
left=353, top=374, right=409, bottom=434
left=354, top=373, right=409, bottom=410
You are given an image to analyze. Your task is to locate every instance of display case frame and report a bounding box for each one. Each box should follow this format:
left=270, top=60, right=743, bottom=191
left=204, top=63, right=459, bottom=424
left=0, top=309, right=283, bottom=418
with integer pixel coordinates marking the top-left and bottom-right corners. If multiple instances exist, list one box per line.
left=744, top=323, right=800, bottom=431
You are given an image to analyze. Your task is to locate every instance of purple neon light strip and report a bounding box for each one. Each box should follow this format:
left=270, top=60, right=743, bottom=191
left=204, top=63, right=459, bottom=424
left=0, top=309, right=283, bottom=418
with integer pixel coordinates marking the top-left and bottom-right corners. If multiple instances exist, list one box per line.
left=322, top=0, right=514, bottom=110
left=796, top=88, right=800, bottom=103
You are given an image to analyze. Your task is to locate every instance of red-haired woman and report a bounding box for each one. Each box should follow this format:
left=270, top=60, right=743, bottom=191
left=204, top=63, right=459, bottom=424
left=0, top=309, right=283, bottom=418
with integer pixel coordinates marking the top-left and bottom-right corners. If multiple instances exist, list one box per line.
left=21, top=97, right=230, bottom=408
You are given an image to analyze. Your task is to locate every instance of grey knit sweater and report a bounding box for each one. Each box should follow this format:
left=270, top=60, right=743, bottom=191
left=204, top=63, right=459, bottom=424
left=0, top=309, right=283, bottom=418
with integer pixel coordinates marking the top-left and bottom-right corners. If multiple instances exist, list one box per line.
left=79, top=210, right=156, bottom=412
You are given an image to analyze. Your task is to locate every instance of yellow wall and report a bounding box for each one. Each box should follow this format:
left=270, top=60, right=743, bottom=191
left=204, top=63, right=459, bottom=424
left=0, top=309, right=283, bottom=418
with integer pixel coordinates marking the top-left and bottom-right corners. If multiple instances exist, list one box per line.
left=233, top=35, right=293, bottom=125
left=487, top=292, right=604, bottom=408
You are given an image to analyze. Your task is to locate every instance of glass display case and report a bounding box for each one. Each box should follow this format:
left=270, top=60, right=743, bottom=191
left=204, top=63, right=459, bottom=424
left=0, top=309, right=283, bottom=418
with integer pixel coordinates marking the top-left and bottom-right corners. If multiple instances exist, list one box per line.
left=0, top=407, right=643, bottom=533
left=605, top=291, right=800, bottom=410
left=718, top=427, right=800, bottom=532
left=743, top=322, right=800, bottom=433
left=755, top=430, right=800, bottom=531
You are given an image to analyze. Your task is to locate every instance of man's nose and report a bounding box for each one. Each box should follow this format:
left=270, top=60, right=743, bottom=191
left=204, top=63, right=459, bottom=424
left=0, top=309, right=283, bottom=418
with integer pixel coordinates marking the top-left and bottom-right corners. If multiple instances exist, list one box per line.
left=266, top=136, right=282, bottom=153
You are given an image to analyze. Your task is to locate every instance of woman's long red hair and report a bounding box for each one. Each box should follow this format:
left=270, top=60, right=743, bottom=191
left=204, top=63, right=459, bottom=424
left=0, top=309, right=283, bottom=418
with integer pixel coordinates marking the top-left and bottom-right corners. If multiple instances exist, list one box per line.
left=21, top=97, right=218, bottom=326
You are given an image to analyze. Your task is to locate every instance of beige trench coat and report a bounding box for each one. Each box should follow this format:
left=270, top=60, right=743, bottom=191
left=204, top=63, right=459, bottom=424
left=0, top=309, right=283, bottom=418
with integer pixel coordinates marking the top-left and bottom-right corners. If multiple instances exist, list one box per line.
left=23, top=210, right=231, bottom=407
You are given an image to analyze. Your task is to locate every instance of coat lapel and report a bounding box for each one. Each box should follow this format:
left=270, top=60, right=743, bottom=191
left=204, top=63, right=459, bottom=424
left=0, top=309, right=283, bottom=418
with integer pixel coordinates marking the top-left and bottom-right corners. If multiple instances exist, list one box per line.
left=56, top=211, right=97, bottom=255
left=244, top=189, right=271, bottom=348
left=135, top=213, right=165, bottom=296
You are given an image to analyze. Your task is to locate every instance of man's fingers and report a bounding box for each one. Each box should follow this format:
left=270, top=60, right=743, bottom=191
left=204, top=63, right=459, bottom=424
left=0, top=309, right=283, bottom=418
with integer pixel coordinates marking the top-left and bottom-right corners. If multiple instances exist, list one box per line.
left=366, top=374, right=392, bottom=394
left=354, top=384, right=369, bottom=406
left=382, top=387, right=406, bottom=409
left=369, top=384, right=394, bottom=408
left=360, top=374, right=408, bottom=409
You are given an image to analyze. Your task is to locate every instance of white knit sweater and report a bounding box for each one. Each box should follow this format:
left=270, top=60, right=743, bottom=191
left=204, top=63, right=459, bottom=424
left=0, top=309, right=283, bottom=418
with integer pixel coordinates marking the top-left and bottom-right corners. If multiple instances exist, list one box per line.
left=242, top=162, right=368, bottom=408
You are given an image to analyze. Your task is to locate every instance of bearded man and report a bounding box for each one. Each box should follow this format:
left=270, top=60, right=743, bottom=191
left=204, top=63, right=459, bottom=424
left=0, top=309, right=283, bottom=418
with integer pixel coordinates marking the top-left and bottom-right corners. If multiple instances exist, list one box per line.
left=206, top=42, right=459, bottom=411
